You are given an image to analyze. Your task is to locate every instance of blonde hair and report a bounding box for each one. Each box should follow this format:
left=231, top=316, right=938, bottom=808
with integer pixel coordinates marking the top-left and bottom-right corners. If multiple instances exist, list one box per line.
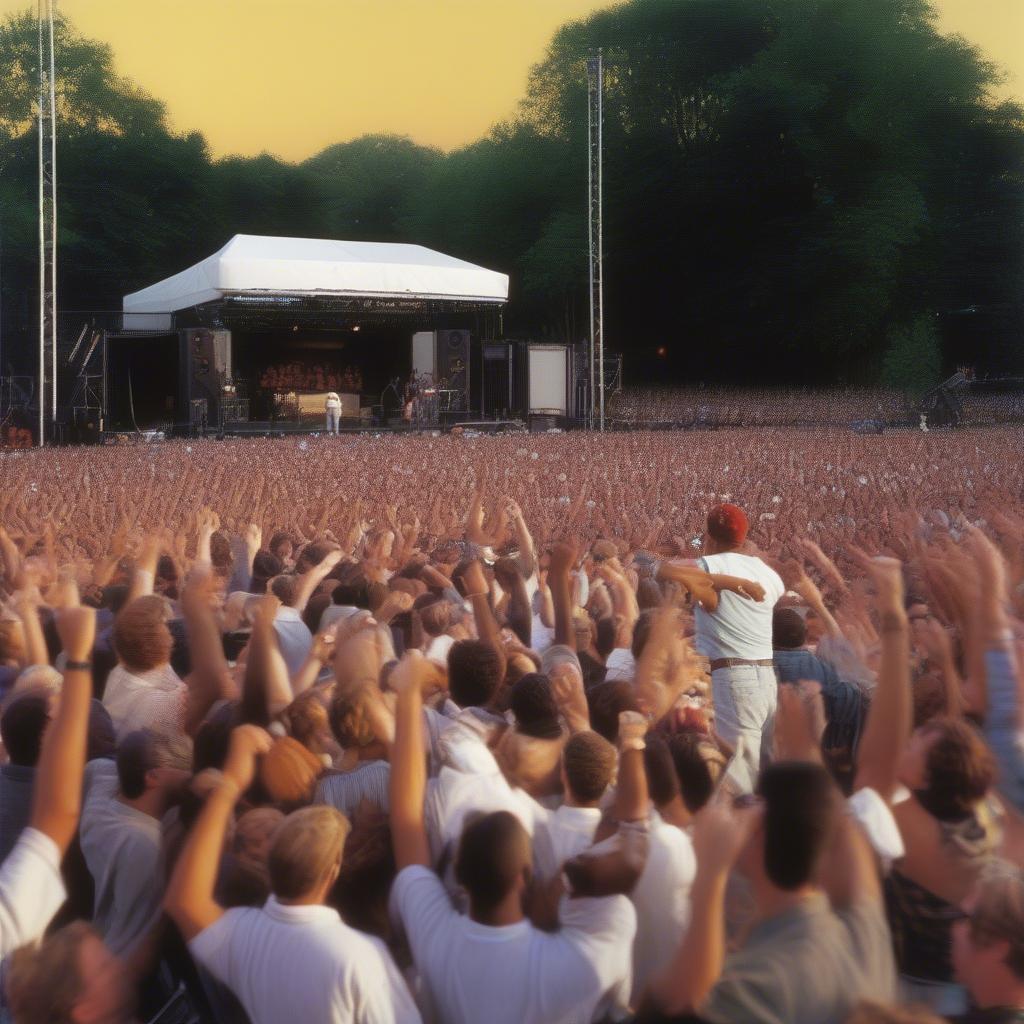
left=268, top=805, right=350, bottom=900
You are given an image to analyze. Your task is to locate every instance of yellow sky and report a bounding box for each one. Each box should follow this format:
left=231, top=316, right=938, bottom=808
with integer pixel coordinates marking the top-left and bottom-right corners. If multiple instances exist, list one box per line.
left=2, top=0, right=1021, bottom=162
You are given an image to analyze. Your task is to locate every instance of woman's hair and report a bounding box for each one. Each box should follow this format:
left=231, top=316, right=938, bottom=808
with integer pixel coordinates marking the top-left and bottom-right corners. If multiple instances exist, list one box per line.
left=916, top=716, right=996, bottom=821
left=285, top=690, right=330, bottom=755
left=112, top=595, right=173, bottom=672
left=328, top=686, right=378, bottom=749
left=269, top=532, right=293, bottom=557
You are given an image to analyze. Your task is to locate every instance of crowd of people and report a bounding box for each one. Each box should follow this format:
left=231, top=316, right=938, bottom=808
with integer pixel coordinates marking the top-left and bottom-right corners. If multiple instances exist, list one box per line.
left=259, top=362, right=364, bottom=395
left=606, top=386, right=912, bottom=428
left=606, top=386, right=1024, bottom=429
left=0, top=427, right=1021, bottom=1023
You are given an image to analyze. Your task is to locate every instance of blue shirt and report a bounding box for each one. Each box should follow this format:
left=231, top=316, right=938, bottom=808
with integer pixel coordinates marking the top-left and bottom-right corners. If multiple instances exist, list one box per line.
left=984, top=646, right=1024, bottom=813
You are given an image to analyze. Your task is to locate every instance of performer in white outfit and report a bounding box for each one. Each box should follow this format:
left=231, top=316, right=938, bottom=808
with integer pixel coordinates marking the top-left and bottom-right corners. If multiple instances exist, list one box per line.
left=325, top=392, right=342, bottom=435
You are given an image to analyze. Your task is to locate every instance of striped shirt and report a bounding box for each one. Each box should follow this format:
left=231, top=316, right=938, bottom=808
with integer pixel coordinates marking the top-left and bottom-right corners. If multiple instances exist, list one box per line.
left=314, top=761, right=390, bottom=818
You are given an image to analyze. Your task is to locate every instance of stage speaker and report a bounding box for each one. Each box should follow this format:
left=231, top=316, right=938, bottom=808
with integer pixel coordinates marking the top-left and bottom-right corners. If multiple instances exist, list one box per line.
left=186, top=328, right=231, bottom=380
left=69, top=407, right=102, bottom=445
left=482, top=343, right=511, bottom=418
left=183, top=328, right=231, bottom=424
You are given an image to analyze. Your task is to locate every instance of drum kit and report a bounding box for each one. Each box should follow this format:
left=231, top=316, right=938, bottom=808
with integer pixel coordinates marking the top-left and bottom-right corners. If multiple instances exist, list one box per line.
left=403, top=373, right=461, bottom=424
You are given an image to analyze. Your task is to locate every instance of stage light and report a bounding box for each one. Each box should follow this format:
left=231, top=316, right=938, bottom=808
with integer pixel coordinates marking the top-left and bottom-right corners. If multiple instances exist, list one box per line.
left=657, top=346, right=667, bottom=357
left=352, top=325, right=361, bottom=332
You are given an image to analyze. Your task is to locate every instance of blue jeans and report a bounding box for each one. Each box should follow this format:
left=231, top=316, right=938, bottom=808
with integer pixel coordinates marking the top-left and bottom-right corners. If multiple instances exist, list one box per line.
left=325, top=409, right=339, bottom=434
left=711, top=664, right=778, bottom=791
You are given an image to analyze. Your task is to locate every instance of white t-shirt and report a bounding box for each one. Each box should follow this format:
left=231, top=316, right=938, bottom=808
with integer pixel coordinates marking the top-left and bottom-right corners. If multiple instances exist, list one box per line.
left=629, top=812, right=696, bottom=1002
left=424, top=727, right=539, bottom=867
left=693, top=552, right=785, bottom=660
left=0, top=826, right=66, bottom=961
left=102, top=663, right=187, bottom=741
left=532, top=804, right=602, bottom=883
left=531, top=615, right=556, bottom=655
left=190, top=897, right=420, bottom=1024
left=604, top=648, right=636, bottom=682
left=390, top=865, right=635, bottom=1024
left=423, top=633, right=455, bottom=666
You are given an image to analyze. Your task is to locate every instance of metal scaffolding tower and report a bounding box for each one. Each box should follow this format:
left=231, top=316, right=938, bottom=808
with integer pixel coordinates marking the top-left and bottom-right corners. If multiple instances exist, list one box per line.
left=586, top=50, right=605, bottom=431
left=37, top=0, right=57, bottom=445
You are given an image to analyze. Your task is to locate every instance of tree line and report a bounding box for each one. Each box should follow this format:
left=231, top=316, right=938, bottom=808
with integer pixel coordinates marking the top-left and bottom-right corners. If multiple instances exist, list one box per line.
left=1, top=0, right=1022, bottom=388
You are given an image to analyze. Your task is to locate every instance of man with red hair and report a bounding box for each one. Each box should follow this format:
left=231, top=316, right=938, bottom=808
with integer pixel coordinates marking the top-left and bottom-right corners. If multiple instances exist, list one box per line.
left=664, top=504, right=784, bottom=789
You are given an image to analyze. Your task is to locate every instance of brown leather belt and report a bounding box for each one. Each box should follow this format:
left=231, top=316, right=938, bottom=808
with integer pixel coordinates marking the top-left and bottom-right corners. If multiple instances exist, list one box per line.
left=710, top=658, right=775, bottom=671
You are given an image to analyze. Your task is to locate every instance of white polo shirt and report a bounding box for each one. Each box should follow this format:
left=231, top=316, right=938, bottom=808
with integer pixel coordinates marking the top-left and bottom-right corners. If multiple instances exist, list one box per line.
left=693, top=552, right=785, bottom=661
left=0, top=826, right=66, bottom=961
left=190, top=897, right=421, bottom=1024
left=390, top=865, right=635, bottom=1024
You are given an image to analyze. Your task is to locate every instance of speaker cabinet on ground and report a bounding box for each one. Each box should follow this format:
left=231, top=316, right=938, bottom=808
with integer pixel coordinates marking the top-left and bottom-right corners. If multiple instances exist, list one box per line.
left=182, top=328, right=231, bottom=427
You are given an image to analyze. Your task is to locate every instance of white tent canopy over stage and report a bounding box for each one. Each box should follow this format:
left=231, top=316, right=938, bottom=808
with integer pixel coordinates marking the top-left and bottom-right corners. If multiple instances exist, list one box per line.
left=122, top=234, right=509, bottom=324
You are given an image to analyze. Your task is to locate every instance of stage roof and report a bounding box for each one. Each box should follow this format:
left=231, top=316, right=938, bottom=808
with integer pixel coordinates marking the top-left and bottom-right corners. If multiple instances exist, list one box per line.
left=122, top=235, right=509, bottom=316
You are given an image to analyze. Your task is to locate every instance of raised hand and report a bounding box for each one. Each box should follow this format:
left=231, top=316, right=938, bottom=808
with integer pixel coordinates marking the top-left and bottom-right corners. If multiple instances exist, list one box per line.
left=388, top=648, right=429, bottom=696
left=549, top=661, right=588, bottom=733
left=222, top=724, right=275, bottom=793
left=549, top=540, right=578, bottom=577
left=244, top=522, right=263, bottom=554
left=618, top=709, right=648, bottom=752
left=56, top=605, right=96, bottom=663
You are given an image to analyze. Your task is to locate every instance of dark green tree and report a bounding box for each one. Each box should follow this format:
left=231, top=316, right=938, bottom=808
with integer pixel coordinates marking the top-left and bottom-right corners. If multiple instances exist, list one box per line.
left=303, top=134, right=441, bottom=241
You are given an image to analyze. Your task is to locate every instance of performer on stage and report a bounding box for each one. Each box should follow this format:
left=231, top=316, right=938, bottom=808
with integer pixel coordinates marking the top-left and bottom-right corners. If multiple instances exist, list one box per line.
left=325, top=391, right=342, bottom=435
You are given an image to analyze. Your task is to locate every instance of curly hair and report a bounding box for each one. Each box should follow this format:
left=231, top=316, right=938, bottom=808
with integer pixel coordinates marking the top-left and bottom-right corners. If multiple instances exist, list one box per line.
left=286, top=690, right=330, bottom=755
left=112, top=596, right=173, bottom=672
left=328, top=686, right=378, bottom=749
left=918, top=716, right=996, bottom=821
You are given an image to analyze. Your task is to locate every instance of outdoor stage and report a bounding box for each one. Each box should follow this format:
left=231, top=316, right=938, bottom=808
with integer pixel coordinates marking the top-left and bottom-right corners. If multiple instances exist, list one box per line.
left=97, top=234, right=508, bottom=437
